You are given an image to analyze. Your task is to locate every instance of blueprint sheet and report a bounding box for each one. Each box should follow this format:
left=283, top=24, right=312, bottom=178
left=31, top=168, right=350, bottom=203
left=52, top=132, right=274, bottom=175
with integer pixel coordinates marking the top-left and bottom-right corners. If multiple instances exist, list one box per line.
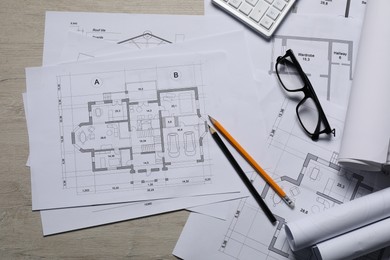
left=28, top=10, right=272, bottom=234
left=173, top=3, right=390, bottom=257
left=173, top=71, right=390, bottom=260
left=30, top=30, right=269, bottom=234
left=27, top=51, right=250, bottom=210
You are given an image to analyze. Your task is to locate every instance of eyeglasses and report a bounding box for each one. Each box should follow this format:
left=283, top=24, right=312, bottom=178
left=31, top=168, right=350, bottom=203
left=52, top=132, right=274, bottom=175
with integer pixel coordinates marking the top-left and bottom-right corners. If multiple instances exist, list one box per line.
left=275, top=49, right=334, bottom=141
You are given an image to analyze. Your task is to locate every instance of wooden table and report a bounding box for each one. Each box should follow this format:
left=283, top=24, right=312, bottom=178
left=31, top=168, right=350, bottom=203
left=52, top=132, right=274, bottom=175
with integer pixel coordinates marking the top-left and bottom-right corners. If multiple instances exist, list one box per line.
left=0, top=1, right=202, bottom=259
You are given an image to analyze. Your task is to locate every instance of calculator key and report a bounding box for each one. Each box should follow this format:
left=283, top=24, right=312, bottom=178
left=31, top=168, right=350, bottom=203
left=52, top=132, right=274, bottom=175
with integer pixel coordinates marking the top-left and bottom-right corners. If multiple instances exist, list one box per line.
left=245, top=0, right=258, bottom=7
left=273, top=0, right=286, bottom=11
left=229, top=0, right=242, bottom=9
left=239, top=2, right=253, bottom=15
left=266, top=6, right=280, bottom=20
left=260, top=15, right=274, bottom=29
left=249, top=2, right=269, bottom=22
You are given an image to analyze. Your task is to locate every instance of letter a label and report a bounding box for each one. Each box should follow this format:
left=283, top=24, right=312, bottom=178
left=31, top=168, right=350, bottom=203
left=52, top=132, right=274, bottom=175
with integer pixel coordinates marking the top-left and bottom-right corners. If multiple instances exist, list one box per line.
left=92, top=77, right=103, bottom=88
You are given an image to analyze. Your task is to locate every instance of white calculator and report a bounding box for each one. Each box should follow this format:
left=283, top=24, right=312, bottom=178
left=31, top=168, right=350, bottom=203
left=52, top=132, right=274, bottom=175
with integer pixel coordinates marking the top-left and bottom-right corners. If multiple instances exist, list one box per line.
left=212, top=0, right=296, bottom=38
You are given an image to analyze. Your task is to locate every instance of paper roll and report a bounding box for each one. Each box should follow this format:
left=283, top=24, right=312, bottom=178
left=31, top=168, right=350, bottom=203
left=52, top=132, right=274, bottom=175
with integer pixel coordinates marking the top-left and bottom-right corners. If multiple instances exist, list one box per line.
left=313, top=217, right=390, bottom=260
left=285, top=187, right=390, bottom=251
left=338, top=0, right=390, bottom=170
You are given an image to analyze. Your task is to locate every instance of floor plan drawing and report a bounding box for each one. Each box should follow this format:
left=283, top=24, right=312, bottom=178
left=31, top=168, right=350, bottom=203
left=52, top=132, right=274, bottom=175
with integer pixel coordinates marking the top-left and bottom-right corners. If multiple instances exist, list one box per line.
left=57, top=62, right=213, bottom=195
left=269, top=35, right=354, bottom=105
left=218, top=158, right=379, bottom=259
left=292, top=0, right=367, bottom=20
left=216, top=98, right=388, bottom=260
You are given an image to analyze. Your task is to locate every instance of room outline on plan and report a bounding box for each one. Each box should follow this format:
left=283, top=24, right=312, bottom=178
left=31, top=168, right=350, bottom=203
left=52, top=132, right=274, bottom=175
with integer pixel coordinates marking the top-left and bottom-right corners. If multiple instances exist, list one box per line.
left=269, top=35, right=354, bottom=105
left=57, top=62, right=213, bottom=195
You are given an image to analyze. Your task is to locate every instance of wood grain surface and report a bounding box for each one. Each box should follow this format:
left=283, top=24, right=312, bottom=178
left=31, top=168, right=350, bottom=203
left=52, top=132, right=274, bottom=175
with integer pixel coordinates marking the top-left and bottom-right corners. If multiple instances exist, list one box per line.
left=0, top=1, right=203, bottom=259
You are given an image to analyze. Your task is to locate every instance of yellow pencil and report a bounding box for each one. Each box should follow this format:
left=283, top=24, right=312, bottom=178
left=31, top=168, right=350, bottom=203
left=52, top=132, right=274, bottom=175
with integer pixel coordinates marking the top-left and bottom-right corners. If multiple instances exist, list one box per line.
left=209, top=116, right=294, bottom=208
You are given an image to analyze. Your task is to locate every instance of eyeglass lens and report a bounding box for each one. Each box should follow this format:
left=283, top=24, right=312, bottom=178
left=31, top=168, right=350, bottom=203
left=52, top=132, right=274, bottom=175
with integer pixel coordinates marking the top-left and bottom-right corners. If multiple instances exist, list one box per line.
left=296, top=97, right=322, bottom=135
left=276, top=56, right=305, bottom=91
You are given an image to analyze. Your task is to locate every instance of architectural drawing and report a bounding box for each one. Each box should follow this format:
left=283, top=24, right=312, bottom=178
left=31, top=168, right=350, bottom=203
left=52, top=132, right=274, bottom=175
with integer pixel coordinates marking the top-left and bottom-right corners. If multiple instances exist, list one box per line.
left=57, top=63, right=213, bottom=194
left=217, top=98, right=386, bottom=260
left=218, top=159, right=378, bottom=259
left=117, top=31, right=173, bottom=49
left=69, top=22, right=184, bottom=58
left=69, top=21, right=183, bottom=48
left=292, top=0, right=367, bottom=19
left=270, top=35, right=354, bottom=104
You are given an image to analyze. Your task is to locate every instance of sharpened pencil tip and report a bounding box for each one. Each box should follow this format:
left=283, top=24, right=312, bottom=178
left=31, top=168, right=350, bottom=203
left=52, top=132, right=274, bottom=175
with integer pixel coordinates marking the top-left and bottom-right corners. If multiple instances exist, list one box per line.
left=208, top=115, right=215, bottom=124
left=208, top=124, right=216, bottom=134
left=283, top=196, right=295, bottom=209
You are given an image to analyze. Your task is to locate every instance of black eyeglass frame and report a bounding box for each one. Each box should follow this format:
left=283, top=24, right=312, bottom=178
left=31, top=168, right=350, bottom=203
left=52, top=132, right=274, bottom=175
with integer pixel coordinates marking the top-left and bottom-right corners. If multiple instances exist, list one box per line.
left=275, top=49, right=334, bottom=141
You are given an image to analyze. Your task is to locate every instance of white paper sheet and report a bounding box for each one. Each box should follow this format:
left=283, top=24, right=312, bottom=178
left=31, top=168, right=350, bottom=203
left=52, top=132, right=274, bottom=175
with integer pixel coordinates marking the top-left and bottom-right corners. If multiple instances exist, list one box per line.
left=27, top=52, right=244, bottom=210
left=171, top=3, right=388, bottom=259
left=338, top=0, right=390, bottom=171
left=41, top=193, right=240, bottom=235
left=173, top=7, right=388, bottom=258
left=173, top=71, right=390, bottom=260
left=173, top=203, right=239, bottom=260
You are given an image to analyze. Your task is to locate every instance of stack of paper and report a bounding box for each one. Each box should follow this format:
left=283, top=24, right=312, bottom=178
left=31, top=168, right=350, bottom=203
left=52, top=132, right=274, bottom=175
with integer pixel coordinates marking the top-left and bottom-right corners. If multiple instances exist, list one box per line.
left=25, top=12, right=271, bottom=235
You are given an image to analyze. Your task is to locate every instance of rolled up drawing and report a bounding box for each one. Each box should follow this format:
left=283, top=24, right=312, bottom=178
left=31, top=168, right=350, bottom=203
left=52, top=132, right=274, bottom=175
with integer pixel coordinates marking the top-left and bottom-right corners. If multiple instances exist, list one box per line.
left=338, top=0, right=390, bottom=171
left=313, top=217, right=390, bottom=260
left=285, top=187, right=390, bottom=251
